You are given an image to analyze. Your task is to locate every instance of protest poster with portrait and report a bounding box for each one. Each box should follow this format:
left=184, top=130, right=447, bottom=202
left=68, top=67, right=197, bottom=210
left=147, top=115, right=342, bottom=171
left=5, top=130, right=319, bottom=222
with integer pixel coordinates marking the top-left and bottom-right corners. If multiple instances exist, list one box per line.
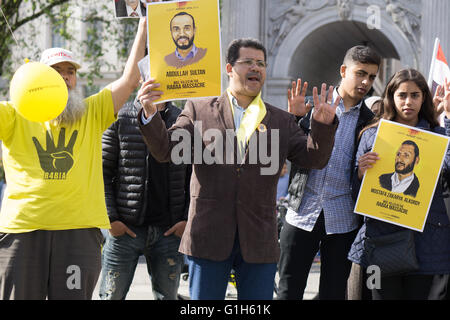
left=354, top=119, right=450, bottom=231
left=145, top=0, right=222, bottom=103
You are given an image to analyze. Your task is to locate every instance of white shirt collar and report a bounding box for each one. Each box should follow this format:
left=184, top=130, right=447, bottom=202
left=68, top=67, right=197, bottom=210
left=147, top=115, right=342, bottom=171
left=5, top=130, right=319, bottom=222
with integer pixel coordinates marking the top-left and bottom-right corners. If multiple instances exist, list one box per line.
left=391, top=173, right=415, bottom=193
left=126, top=4, right=143, bottom=17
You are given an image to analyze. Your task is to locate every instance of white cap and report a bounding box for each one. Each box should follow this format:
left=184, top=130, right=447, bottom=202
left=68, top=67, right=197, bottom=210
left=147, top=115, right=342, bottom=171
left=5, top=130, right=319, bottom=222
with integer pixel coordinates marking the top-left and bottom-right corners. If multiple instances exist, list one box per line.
left=365, top=96, right=381, bottom=110
left=40, top=48, right=81, bottom=70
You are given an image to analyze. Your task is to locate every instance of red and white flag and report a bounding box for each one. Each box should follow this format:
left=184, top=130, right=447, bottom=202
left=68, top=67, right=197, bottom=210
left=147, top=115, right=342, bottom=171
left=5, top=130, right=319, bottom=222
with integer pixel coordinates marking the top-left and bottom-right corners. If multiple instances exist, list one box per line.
left=428, top=38, right=450, bottom=97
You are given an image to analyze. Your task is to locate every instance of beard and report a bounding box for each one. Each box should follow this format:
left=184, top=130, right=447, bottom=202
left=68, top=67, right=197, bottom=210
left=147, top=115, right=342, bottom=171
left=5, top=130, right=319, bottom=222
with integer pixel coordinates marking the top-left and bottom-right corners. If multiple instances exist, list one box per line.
left=174, top=35, right=195, bottom=50
left=51, top=86, right=86, bottom=127
left=395, top=161, right=415, bottom=175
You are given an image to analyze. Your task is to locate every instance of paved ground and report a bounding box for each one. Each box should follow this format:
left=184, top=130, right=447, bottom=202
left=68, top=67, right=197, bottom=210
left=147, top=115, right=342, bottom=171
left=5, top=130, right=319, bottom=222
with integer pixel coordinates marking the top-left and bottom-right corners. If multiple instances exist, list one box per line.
left=92, top=256, right=320, bottom=300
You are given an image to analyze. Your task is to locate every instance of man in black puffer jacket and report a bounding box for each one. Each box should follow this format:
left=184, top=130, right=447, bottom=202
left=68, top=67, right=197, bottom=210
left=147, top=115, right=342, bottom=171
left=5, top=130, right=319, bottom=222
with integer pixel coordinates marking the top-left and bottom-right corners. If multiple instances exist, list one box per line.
left=98, top=99, right=191, bottom=300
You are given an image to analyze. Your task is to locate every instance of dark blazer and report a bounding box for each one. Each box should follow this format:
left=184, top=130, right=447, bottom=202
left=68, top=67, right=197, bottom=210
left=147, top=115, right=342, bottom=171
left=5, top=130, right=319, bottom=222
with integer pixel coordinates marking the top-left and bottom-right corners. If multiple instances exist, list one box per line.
left=379, top=172, right=420, bottom=198
left=139, top=92, right=338, bottom=263
left=115, top=0, right=146, bottom=17
left=164, top=47, right=207, bottom=69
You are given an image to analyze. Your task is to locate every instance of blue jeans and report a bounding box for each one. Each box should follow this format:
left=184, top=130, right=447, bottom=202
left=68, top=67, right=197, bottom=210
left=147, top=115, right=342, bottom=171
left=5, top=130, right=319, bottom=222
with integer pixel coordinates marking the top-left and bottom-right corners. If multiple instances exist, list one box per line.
left=99, top=225, right=183, bottom=300
left=187, top=235, right=277, bottom=300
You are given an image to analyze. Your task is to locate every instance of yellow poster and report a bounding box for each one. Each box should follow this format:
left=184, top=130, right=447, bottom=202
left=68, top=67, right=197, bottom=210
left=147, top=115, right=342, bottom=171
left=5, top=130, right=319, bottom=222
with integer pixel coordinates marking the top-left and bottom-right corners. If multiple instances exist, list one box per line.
left=354, top=119, right=450, bottom=231
left=146, top=0, right=222, bottom=103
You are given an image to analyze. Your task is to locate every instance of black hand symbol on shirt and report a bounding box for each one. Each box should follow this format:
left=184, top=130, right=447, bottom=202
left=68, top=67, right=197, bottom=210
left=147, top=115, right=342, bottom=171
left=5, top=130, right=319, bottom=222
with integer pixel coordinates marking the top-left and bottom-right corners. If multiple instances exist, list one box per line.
left=32, top=128, right=78, bottom=175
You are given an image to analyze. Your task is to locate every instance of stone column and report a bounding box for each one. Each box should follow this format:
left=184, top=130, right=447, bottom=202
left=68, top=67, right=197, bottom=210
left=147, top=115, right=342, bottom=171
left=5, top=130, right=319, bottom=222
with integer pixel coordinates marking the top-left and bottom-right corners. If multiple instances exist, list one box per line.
left=221, top=0, right=262, bottom=46
left=220, top=0, right=263, bottom=92
left=421, top=0, right=450, bottom=75
left=265, top=77, right=292, bottom=110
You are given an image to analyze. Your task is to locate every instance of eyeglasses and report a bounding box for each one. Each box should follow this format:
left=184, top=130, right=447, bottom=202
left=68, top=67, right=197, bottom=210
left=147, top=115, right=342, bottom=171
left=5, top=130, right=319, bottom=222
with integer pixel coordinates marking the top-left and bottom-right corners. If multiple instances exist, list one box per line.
left=235, top=59, right=267, bottom=68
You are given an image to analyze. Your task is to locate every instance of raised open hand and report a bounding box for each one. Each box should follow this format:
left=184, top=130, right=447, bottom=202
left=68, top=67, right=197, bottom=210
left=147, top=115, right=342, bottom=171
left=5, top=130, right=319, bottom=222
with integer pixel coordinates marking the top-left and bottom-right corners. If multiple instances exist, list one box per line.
left=434, top=78, right=450, bottom=118
left=287, top=78, right=312, bottom=117
left=32, top=128, right=78, bottom=178
left=311, top=83, right=341, bottom=125
left=433, top=84, right=445, bottom=116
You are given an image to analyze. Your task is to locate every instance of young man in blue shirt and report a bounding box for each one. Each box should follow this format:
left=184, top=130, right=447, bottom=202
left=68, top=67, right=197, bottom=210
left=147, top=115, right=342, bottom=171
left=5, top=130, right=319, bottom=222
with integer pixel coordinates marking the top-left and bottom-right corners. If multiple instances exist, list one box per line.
left=278, top=45, right=381, bottom=300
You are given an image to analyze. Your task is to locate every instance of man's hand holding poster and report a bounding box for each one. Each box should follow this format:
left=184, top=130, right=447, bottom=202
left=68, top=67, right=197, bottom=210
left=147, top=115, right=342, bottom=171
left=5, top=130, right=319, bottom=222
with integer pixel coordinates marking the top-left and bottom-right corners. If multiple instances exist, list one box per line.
left=145, top=0, right=222, bottom=103
left=355, top=119, right=450, bottom=231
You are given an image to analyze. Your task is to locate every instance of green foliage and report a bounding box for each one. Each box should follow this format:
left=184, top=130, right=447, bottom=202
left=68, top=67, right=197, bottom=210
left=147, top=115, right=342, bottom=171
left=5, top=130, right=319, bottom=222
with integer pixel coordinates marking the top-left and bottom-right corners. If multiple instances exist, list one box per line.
left=0, top=0, right=138, bottom=95
left=78, top=5, right=138, bottom=90
left=0, top=1, right=70, bottom=78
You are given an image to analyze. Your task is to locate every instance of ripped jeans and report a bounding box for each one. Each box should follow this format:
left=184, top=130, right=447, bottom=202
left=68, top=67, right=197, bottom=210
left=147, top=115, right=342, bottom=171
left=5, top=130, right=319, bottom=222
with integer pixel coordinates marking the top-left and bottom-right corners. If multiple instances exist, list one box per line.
left=98, top=225, right=183, bottom=300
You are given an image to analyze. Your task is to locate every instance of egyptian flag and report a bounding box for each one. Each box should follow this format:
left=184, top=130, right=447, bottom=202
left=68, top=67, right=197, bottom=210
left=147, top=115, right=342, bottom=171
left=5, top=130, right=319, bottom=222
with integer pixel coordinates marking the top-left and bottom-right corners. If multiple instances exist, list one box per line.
left=428, top=38, right=450, bottom=97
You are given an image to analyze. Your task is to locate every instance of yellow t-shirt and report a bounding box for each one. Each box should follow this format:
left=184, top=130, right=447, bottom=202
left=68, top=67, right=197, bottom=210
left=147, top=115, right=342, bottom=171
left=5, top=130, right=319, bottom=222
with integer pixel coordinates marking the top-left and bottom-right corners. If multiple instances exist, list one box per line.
left=0, top=88, right=116, bottom=233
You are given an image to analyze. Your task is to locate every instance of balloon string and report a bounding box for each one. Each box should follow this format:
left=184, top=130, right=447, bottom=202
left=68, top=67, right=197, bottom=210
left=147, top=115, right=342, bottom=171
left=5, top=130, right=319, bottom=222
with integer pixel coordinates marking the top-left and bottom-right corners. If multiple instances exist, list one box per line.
left=0, top=5, right=20, bottom=49
left=0, top=5, right=28, bottom=62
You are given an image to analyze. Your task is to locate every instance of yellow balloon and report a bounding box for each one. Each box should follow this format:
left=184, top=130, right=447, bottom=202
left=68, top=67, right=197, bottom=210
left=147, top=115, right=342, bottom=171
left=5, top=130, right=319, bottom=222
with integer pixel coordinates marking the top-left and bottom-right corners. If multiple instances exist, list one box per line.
left=9, top=61, right=68, bottom=122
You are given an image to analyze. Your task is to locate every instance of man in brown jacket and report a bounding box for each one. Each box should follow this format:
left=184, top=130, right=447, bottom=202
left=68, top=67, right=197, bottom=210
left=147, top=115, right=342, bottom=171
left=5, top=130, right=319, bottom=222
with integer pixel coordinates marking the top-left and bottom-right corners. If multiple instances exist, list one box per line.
left=137, top=38, right=340, bottom=300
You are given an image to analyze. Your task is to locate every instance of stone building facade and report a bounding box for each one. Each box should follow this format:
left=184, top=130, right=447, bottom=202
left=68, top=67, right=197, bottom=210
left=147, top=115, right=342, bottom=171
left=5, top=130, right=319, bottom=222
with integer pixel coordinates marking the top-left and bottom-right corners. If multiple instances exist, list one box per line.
left=221, top=0, right=450, bottom=109
left=1, top=0, right=449, bottom=109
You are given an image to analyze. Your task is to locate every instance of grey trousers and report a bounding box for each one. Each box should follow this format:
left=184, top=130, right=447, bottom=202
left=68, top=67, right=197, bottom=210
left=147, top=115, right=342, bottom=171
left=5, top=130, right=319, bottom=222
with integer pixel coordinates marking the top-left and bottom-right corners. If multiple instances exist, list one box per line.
left=0, top=228, right=103, bottom=300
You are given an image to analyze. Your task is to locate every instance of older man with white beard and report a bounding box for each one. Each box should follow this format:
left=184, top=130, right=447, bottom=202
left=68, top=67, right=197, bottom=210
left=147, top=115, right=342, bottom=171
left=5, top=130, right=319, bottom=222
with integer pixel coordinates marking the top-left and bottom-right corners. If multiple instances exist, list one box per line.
left=0, top=17, right=148, bottom=300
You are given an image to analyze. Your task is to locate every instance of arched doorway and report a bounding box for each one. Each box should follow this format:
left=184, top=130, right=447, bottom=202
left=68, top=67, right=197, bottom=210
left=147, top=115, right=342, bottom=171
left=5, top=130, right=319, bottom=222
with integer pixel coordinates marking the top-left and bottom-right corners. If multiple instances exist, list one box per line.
left=266, top=5, right=418, bottom=109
